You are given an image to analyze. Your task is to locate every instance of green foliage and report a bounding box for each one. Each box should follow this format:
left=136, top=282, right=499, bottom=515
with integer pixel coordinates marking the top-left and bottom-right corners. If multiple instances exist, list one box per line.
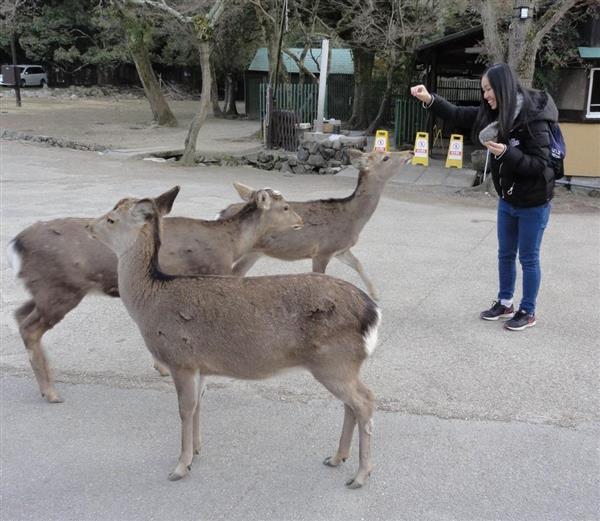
left=6, top=0, right=129, bottom=71
left=192, top=14, right=213, bottom=42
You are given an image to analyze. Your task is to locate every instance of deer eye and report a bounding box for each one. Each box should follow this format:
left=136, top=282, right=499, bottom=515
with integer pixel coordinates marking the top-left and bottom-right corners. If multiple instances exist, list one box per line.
left=107, top=217, right=115, bottom=224
left=283, top=205, right=289, bottom=211
left=383, top=155, right=390, bottom=162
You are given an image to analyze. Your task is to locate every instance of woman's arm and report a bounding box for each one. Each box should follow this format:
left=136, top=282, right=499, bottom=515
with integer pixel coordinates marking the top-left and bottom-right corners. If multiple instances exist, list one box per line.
left=410, top=84, right=479, bottom=129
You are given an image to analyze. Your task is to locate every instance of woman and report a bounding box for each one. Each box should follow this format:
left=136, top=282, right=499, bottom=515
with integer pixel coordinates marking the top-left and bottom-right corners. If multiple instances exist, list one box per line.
left=411, top=63, right=558, bottom=331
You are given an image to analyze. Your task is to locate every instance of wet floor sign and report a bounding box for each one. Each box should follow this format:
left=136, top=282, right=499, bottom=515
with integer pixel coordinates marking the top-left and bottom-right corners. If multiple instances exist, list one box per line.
left=445, top=134, right=464, bottom=168
left=412, top=132, right=429, bottom=166
left=373, top=130, right=389, bottom=152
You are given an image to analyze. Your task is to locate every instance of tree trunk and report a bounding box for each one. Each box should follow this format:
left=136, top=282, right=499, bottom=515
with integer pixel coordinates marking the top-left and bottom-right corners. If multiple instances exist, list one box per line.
left=121, top=7, right=178, bottom=127
left=129, top=38, right=178, bottom=127
left=211, top=59, right=222, bottom=117
left=366, top=59, right=397, bottom=135
left=508, top=0, right=535, bottom=84
left=479, top=0, right=507, bottom=64
left=224, top=73, right=239, bottom=116
left=348, top=49, right=374, bottom=130
left=180, top=41, right=212, bottom=166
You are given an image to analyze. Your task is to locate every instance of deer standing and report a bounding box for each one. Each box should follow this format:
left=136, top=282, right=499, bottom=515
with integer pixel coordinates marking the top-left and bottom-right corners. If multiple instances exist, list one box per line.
left=88, top=187, right=381, bottom=488
left=219, top=150, right=413, bottom=299
left=7, top=184, right=302, bottom=403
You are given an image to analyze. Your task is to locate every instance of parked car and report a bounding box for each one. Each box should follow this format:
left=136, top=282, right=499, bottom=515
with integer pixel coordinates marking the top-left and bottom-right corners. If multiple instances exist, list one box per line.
left=0, top=65, right=48, bottom=87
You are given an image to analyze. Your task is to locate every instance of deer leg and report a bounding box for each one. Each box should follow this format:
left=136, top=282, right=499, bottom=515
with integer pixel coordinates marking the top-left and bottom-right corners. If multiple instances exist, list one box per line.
left=232, top=252, right=262, bottom=276
left=18, top=306, right=62, bottom=403
left=335, top=250, right=379, bottom=300
left=153, top=359, right=170, bottom=377
left=346, top=379, right=375, bottom=489
left=323, top=404, right=356, bottom=467
left=168, top=367, right=198, bottom=481
left=14, top=300, right=36, bottom=325
left=312, top=364, right=374, bottom=488
left=312, top=254, right=332, bottom=274
left=193, top=373, right=207, bottom=456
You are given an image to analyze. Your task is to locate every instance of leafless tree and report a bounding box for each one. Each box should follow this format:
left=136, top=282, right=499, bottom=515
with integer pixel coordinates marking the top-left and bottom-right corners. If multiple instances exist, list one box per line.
left=120, top=0, right=226, bottom=165
left=477, top=0, right=590, bottom=86
left=111, top=0, right=178, bottom=126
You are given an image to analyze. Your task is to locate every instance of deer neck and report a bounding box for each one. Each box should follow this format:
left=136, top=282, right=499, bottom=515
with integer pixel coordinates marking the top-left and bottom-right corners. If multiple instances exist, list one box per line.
left=346, top=169, right=386, bottom=225
left=117, top=221, right=165, bottom=310
left=228, top=206, right=262, bottom=260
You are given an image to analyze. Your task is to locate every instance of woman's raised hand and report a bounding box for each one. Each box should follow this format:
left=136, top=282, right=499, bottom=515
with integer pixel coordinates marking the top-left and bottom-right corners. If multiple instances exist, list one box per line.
left=410, top=84, right=432, bottom=105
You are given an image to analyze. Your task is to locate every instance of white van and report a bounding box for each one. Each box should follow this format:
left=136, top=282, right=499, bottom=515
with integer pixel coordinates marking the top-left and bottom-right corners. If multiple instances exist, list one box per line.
left=0, top=65, right=48, bottom=87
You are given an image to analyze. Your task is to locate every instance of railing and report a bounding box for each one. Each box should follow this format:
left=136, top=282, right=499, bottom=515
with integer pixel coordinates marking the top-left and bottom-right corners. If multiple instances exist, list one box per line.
left=260, top=83, right=319, bottom=125
left=437, top=77, right=481, bottom=103
left=394, top=97, right=428, bottom=147
left=268, top=110, right=299, bottom=151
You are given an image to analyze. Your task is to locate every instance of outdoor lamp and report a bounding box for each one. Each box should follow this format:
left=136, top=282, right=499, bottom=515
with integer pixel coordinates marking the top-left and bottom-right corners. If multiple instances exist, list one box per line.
left=518, top=6, right=530, bottom=19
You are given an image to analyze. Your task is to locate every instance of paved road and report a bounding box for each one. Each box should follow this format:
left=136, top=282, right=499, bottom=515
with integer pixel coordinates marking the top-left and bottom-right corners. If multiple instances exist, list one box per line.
left=1, top=141, right=599, bottom=521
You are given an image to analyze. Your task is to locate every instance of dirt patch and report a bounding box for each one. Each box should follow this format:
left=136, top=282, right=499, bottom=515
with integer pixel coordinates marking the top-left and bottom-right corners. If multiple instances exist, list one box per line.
left=0, top=94, right=261, bottom=153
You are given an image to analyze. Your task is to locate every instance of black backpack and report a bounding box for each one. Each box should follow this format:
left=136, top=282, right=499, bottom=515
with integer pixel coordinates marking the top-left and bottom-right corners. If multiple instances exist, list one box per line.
left=548, top=122, right=566, bottom=180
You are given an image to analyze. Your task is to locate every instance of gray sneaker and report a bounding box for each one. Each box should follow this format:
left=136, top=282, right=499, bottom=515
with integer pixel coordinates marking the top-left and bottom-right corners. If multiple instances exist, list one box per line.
left=480, top=300, right=515, bottom=321
left=504, top=310, right=536, bottom=331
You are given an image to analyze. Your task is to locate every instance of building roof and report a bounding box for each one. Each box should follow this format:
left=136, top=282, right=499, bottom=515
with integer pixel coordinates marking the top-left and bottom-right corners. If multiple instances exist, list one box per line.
left=578, top=47, right=600, bottom=59
left=247, top=48, right=354, bottom=75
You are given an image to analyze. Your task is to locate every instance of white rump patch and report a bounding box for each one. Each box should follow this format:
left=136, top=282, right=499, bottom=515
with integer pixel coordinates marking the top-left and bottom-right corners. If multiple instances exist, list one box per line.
left=6, top=240, right=22, bottom=278
left=363, top=307, right=381, bottom=357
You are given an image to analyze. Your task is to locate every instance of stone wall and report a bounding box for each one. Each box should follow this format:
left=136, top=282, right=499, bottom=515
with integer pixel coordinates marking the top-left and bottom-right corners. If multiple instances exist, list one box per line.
left=250, top=133, right=368, bottom=175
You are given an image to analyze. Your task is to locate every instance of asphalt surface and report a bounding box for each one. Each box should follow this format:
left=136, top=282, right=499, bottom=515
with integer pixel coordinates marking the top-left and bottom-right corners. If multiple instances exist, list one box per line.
left=1, top=140, right=599, bottom=521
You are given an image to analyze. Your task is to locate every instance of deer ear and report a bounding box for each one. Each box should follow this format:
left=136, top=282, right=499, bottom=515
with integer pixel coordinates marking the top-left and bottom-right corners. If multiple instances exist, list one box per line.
left=233, top=182, right=255, bottom=202
left=132, top=199, right=156, bottom=222
left=255, top=190, right=271, bottom=210
left=154, top=186, right=180, bottom=216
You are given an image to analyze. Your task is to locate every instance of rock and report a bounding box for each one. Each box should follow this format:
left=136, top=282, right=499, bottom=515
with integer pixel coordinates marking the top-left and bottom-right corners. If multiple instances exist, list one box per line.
left=308, top=141, right=321, bottom=154
left=257, top=151, right=273, bottom=163
left=328, top=160, right=341, bottom=167
left=297, top=147, right=310, bottom=162
left=321, top=147, right=336, bottom=160
left=287, top=156, right=298, bottom=167
left=307, top=154, right=325, bottom=167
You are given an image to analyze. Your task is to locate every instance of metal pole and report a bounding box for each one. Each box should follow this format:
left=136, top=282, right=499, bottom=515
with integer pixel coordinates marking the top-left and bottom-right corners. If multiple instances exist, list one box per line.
left=10, top=32, right=21, bottom=107
left=315, top=38, right=329, bottom=133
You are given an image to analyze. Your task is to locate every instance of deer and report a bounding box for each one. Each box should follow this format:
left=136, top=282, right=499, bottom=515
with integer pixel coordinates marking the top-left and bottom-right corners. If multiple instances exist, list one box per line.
left=87, top=187, right=381, bottom=489
left=7, top=184, right=302, bottom=403
left=218, top=150, right=413, bottom=300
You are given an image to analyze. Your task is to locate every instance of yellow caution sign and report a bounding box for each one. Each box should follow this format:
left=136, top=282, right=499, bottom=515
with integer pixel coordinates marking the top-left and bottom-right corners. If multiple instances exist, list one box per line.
left=412, top=132, right=429, bottom=166
left=445, top=134, right=464, bottom=168
left=373, top=130, right=390, bottom=152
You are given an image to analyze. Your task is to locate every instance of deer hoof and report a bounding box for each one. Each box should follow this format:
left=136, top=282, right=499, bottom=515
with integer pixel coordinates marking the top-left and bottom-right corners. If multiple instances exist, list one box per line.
left=43, top=390, right=63, bottom=403
left=345, top=477, right=363, bottom=489
left=323, top=456, right=343, bottom=467
left=168, top=463, right=191, bottom=481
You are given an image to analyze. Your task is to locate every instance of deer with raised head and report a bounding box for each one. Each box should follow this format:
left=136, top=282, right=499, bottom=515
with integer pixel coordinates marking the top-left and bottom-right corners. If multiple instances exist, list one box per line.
left=7, top=184, right=302, bottom=403
left=87, top=187, right=381, bottom=489
left=218, top=150, right=413, bottom=300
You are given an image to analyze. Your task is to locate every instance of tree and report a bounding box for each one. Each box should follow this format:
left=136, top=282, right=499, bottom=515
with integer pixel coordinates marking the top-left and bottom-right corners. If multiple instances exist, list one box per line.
left=212, top=2, right=261, bottom=116
left=122, top=0, right=226, bottom=165
left=477, top=0, right=591, bottom=86
left=112, top=1, right=178, bottom=126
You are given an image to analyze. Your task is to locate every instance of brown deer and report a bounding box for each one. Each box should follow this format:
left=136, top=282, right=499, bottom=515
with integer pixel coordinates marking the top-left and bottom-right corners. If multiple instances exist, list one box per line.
left=7, top=184, right=302, bottom=403
left=218, top=150, right=413, bottom=299
left=87, top=187, right=380, bottom=489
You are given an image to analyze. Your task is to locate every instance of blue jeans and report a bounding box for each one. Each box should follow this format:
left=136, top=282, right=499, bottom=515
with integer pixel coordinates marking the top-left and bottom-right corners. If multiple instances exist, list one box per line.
left=497, top=199, right=551, bottom=314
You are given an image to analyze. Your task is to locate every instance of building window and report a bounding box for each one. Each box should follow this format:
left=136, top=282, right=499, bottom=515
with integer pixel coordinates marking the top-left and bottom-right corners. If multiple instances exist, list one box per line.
left=587, top=68, right=600, bottom=118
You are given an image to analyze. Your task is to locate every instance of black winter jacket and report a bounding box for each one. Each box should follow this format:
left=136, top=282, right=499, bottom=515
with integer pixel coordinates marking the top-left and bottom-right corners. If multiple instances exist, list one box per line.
left=427, top=91, right=558, bottom=207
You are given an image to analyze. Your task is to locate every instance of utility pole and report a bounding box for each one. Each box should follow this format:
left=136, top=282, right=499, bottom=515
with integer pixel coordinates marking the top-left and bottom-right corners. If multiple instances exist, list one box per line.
left=315, top=39, right=329, bottom=133
left=10, top=32, right=22, bottom=107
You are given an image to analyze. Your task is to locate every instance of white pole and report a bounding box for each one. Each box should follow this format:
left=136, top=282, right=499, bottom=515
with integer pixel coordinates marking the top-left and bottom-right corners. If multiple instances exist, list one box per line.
left=315, top=39, right=329, bottom=133
left=483, top=149, right=490, bottom=182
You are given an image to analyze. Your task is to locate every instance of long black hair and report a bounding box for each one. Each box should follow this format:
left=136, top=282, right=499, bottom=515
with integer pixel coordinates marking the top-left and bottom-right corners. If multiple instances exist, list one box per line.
left=472, top=63, right=531, bottom=144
